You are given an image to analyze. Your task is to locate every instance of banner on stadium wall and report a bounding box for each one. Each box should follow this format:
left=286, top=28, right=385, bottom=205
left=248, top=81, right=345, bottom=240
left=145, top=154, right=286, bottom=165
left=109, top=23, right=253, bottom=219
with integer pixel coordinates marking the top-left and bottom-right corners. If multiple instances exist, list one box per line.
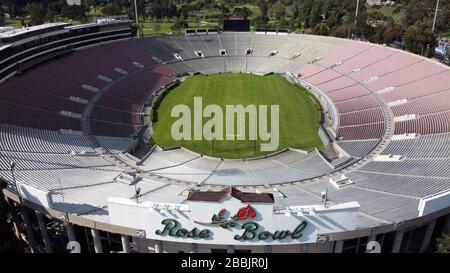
left=108, top=196, right=360, bottom=245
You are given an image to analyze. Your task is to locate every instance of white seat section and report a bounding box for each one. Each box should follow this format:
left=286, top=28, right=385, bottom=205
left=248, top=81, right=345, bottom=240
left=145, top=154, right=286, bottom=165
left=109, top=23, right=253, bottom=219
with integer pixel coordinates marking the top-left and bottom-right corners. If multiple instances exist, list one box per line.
left=96, top=136, right=132, bottom=154
left=0, top=124, right=94, bottom=154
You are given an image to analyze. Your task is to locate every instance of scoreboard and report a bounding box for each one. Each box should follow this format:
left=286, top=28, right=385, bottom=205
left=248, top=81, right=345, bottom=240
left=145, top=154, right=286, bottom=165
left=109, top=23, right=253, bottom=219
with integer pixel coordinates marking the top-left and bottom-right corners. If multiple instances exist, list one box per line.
left=223, top=19, right=250, bottom=32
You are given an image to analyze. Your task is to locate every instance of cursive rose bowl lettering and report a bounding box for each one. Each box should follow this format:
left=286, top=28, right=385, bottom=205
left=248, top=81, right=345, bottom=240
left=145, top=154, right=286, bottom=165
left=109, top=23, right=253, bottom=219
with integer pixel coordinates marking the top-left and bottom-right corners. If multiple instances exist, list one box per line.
left=234, top=221, right=308, bottom=241
left=155, top=218, right=308, bottom=242
left=155, top=218, right=211, bottom=239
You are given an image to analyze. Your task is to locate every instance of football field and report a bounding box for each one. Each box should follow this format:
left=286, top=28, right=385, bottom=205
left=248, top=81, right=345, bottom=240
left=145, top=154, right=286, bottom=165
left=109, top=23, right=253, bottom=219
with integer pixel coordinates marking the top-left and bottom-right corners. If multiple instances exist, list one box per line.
left=150, top=73, right=323, bottom=159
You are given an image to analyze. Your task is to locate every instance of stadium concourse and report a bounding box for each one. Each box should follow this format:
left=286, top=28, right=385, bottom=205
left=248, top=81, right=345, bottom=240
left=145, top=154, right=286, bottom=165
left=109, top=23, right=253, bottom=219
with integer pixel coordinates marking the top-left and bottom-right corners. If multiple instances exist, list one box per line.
left=1, top=22, right=450, bottom=253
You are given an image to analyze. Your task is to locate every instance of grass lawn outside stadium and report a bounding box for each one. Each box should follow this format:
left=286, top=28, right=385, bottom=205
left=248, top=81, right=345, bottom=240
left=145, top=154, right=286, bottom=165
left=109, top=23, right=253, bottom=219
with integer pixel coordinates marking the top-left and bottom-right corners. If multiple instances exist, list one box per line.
left=150, top=73, right=323, bottom=159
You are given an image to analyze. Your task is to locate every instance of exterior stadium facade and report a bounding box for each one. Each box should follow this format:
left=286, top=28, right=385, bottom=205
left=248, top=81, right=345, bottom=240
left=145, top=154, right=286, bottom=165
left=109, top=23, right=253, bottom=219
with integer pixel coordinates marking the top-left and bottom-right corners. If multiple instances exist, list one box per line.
left=1, top=21, right=450, bottom=253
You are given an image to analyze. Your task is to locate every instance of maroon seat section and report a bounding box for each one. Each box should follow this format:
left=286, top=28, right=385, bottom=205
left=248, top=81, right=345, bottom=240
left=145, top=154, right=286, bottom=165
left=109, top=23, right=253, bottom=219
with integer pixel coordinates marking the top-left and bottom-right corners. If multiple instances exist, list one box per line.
left=298, top=41, right=450, bottom=140
left=0, top=40, right=174, bottom=138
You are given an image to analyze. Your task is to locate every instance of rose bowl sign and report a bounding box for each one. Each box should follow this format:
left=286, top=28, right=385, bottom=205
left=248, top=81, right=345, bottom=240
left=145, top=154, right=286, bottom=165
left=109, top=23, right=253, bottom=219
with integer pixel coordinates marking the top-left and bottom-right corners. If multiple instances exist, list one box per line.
left=154, top=205, right=308, bottom=242
left=107, top=196, right=360, bottom=245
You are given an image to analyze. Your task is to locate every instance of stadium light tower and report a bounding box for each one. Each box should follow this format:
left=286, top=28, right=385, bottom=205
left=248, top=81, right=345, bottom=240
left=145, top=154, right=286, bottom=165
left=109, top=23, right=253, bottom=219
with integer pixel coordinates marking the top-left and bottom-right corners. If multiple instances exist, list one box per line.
left=350, top=0, right=360, bottom=39
left=134, top=182, right=141, bottom=203
left=432, top=0, right=440, bottom=33
left=355, top=0, right=360, bottom=18
left=354, top=0, right=360, bottom=25
left=133, top=0, right=140, bottom=38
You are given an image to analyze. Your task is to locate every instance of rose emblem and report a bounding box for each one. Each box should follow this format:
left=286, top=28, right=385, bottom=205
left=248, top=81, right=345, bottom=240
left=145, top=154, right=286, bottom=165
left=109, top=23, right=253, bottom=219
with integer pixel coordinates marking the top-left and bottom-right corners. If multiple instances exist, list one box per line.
left=236, top=205, right=257, bottom=221
left=218, top=208, right=227, bottom=217
left=194, top=205, right=258, bottom=229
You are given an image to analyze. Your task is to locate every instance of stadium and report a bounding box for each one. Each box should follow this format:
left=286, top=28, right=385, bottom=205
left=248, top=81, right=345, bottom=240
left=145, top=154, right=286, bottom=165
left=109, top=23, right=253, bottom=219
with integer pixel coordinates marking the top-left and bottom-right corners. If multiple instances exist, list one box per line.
left=1, top=17, right=450, bottom=254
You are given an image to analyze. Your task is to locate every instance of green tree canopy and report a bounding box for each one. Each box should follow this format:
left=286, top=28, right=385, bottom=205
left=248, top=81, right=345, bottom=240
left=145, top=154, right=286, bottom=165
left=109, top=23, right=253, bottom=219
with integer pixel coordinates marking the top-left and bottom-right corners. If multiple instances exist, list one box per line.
left=0, top=5, right=4, bottom=26
left=404, top=20, right=436, bottom=56
left=436, top=231, right=450, bottom=253
left=311, top=22, right=329, bottom=36
left=102, top=2, right=122, bottom=16
left=25, top=3, right=46, bottom=26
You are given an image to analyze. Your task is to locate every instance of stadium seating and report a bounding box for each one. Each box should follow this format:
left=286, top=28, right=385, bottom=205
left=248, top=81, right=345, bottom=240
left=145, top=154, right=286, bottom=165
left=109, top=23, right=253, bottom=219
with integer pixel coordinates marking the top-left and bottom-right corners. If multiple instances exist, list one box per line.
left=337, top=139, right=380, bottom=158
left=0, top=124, right=94, bottom=154
left=1, top=33, right=450, bottom=229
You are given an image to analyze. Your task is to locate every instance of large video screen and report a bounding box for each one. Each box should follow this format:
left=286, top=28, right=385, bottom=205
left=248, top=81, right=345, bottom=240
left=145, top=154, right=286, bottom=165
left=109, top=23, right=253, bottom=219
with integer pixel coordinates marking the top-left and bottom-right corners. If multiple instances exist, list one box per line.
left=223, top=19, right=250, bottom=32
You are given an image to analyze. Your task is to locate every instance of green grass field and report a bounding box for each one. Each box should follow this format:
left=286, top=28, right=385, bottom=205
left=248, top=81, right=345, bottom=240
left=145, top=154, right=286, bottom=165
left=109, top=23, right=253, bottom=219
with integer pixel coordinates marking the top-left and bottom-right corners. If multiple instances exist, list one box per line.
left=368, top=6, right=405, bottom=23
left=150, top=73, right=323, bottom=159
left=141, top=21, right=220, bottom=36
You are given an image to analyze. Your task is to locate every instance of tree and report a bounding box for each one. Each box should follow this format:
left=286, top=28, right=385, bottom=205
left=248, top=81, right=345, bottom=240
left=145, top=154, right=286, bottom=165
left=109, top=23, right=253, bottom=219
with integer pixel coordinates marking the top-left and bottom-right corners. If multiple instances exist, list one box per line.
left=268, top=3, right=285, bottom=21
left=233, top=7, right=252, bottom=19
left=299, top=0, right=312, bottom=29
left=25, top=3, right=46, bottom=26
left=45, top=3, right=57, bottom=23
left=102, top=2, right=122, bottom=16
left=383, top=23, right=402, bottom=44
left=257, top=0, right=269, bottom=17
left=179, top=4, right=190, bottom=20
left=252, top=15, right=269, bottom=28
left=61, top=4, right=87, bottom=21
left=84, top=0, right=99, bottom=13
left=308, top=2, right=322, bottom=29
left=0, top=5, right=4, bottom=26
left=3, top=0, right=28, bottom=18
left=217, top=5, right=230, bottom=18
left=433, top=0, right=450, bottom=32
left=326, top=13, right=338, bottom=29
left=147, top=0, right=178, bottom=20
left=436, top=231, right=450, bottom=253
left=153, top=22, right=161, bottom=34
left=353, top=12, right=376, bottom=40
left=311, top=22, right=329, bottom=36
left=404, top=20, right=436, bottom=57
left=403, top=0, right=430, bottom=27
left=171, top=15, right=188, bottom=32
left=333, top=23, right=351, bottom=38
left=292, top=4, right=300, bottom=20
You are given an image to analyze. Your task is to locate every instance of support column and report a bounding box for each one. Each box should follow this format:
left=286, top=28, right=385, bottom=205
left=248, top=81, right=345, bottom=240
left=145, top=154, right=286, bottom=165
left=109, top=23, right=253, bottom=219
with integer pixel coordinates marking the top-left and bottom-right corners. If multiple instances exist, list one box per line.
left=7, top=201, right=21, bottom=238
left=368, top=234, right=376, bottom=242
left=420, top=220, right=436, bottom=253
left=133, top=237, right=141, bottom=252
left=134, top=237, right=148, bottom=253
left=66, top=223, right=76, bottom=242
left=10, top=216, right=21, bottom=238
left=444, top=214, right=450, bottom=232
left=90, top=229, right=103, bottom=253
left=391, top=230, right=404, bottom=253
left=227, top=245, right=235, bottom=253
left=21, top=208, right=38, bottom=252
left=106, top=232, right=112, bottom=249
left=36, top=212, right=53, bottom=253
left=154, top=240, right=162, bottom=253
left=84, top=227, right=92, bottom=253
left=333, top=241, right=344, bottom=253
left=121, top=235, right=131, bottom=253
left=191, top=243, right=198, bottom=253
